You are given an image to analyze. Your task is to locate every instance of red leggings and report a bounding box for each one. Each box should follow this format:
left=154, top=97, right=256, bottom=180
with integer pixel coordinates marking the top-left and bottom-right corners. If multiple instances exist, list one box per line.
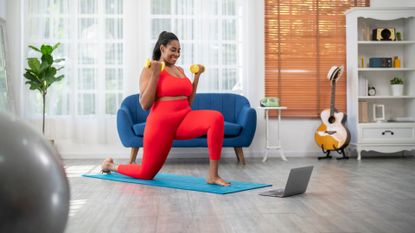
left=118, top=99, right=224, bottom=179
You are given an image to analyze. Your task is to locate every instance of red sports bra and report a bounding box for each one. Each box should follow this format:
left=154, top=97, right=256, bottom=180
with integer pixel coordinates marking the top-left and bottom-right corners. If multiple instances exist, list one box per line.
left=156, top=68, right=193, bottom=98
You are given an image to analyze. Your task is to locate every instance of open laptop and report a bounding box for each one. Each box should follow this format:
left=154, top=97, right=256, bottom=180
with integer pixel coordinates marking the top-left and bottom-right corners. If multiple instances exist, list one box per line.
left=259, top=166, right=313, bottom=198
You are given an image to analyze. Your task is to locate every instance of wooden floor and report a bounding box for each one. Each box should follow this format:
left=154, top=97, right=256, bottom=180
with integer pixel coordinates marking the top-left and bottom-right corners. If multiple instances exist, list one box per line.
left=64, top=156, right=415, bottom=233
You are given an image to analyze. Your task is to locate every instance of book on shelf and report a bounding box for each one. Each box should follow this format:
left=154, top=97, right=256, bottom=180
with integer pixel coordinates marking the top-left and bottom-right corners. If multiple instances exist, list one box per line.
left=358, top=75, right=368, bottom=96
left=359, top=101, right=369, bottom=123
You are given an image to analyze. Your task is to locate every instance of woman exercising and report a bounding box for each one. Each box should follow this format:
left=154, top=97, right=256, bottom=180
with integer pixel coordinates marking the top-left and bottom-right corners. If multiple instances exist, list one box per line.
left=101, top=31, right=230, bottom=186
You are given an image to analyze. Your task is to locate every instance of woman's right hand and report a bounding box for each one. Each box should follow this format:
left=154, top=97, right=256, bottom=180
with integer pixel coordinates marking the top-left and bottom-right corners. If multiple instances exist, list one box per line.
left=139, top=62, right=160, bottom=110
left=150, top=61, right=163, bottom=74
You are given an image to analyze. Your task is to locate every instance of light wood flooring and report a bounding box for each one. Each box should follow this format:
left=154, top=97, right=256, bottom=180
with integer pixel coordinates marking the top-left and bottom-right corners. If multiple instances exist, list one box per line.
left=64, top=156, right=415, bottom=233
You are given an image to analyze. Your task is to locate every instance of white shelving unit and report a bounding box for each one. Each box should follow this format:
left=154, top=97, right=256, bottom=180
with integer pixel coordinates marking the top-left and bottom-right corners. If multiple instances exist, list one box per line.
left=346, top=8, right=415, bottom=160
left=358, top=41, right=415, bottom=44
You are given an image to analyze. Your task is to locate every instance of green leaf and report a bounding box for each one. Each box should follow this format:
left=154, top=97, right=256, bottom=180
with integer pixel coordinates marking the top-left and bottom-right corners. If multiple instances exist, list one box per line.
left=55, top=74, right=64, bottom=82
left=44, top=67, right=57, bottom=84
left=28, top=45, right=41, bottom=53
left=26, top=80, right=42, bottom=93
left=40, top=44, right=53, bottom=55
left=26, top=80, right=39, bottom=87
left=24, top=72, right=38, bottom=82
left=40, top=61, right=50, bottom=73
left=54, top=58, right=65, bottom=63
left=49, top=67, right=57, bottom=76
left=25, top=70, right=40, bottom=79
left=41, top=54, right=53, bottom=65
left=27, top=58, right=41, bottom=74
left=52, top=43, right=61, bottom=51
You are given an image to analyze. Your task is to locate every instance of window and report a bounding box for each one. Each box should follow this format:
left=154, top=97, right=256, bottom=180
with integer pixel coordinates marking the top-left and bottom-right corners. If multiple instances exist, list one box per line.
left=150, top=0, right=243, bottom=92
left=265, top=0, right=369, bottom=117
left=24, top=0, right=124, bottom=116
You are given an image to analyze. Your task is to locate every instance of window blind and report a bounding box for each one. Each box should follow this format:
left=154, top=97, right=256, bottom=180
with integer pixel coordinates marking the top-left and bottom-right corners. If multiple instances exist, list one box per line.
left=265, top=0, right=369, bottom=117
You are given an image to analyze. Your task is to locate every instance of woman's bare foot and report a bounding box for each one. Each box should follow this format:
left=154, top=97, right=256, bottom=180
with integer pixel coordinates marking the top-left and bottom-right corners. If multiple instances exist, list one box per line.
left=101, top=157, right=115, bottom=173
left=207, top=176, right=231, bottom=186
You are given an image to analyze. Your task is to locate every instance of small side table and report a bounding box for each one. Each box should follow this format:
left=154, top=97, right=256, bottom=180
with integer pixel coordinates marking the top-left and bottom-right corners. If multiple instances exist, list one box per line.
left=257, top=106, right=288, bottom=162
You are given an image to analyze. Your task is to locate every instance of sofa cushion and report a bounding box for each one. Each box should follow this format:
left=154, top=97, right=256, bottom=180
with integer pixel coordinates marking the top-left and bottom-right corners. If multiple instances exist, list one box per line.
left=223, top=121, right=242, bottom=136
left=133, top=123, right=146, bottom=136
left=133, top=121, right=242, bottom=137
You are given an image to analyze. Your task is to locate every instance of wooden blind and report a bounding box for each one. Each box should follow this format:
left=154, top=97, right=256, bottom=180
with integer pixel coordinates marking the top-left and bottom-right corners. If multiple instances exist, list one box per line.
left=265, top=0, right=369, bottom=117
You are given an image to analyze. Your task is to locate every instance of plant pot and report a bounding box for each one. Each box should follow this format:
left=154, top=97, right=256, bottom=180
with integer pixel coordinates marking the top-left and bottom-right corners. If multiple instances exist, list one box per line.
left=390, top=84, right=404, bottom=96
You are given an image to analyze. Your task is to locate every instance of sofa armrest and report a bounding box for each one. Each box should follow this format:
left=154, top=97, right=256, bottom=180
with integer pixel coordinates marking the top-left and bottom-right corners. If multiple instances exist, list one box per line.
left=235, top=106, right=257, bottom=146
left=237, top=106, right=255, bottom=125
left=117, top=106, right=138, bottom=147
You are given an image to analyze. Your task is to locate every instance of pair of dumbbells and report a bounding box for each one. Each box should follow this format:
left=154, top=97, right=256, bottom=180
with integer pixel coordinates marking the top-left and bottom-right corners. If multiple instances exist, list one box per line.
left=144, top=58, right=204, bottom=74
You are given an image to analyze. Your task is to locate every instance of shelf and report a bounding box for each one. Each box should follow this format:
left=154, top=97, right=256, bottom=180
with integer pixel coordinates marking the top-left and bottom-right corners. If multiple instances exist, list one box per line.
left=358, top=68, right=415, bottom=71
left=358, top=41, right=415, bottom=45
left=359, top=122, right=415, bottom=126
left=359, top=96, right=415, bottom=100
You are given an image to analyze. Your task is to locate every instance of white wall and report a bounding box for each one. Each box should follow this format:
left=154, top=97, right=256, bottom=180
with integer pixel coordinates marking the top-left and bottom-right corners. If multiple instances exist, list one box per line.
left=0, top=0, right=6, bottom=19
left=371, top=0, right=415, bottom=7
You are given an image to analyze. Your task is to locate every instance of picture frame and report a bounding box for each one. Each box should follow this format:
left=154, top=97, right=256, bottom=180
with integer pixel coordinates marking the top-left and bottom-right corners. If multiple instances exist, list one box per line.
left=373, top=104, right=385, bottom=122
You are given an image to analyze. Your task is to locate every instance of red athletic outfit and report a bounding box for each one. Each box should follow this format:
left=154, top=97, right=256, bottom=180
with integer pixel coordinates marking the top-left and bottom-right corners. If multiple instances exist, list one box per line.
left=117, top=68, right=224, bottom=179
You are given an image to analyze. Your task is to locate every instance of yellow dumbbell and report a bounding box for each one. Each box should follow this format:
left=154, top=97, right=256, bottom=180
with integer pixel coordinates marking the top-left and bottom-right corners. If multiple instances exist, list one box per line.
left=190, top=64, right=205, bottom=74
left=144, top=58, right=165, bottom=71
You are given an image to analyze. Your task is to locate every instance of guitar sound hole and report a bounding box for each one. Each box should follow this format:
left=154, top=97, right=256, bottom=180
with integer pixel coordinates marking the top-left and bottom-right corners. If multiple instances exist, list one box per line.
left=328, top=116, right=336, bottom=124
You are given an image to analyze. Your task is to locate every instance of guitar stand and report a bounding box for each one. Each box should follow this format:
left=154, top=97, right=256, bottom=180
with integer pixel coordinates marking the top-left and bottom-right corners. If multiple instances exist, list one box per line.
left=318, top=145, right=332, bottom=159
left=318, top=145, right=349, bottom=160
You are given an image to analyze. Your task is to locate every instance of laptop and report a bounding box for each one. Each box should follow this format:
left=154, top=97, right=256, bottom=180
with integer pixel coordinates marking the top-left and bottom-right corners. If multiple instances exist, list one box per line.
left=259, top=166, right=313, bottom=198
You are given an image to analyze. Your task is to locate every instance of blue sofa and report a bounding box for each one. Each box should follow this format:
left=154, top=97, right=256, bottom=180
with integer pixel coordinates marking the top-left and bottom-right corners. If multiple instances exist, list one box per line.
left=117, top=93, right=257, bottom=164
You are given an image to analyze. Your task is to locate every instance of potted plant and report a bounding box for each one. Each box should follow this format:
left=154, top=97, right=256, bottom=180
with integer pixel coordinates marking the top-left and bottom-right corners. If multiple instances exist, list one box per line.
left=24, top=43, right=65, bottom=136
left=390, top=77, right=404, bottom=96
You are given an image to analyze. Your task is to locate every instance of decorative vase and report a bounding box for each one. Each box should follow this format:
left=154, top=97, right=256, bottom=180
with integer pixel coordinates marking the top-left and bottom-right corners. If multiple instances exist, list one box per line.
left=391, top=84, right=404, bottom=96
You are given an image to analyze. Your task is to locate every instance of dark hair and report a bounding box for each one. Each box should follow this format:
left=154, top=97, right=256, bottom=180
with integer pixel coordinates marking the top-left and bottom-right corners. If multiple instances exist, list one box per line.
left=152, top=31, right=179, bottom=60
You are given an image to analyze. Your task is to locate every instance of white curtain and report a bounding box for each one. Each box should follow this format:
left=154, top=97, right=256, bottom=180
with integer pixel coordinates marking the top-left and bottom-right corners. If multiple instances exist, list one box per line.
left=23, top=0, right=124, bottom=146
left=149, top=0, right=243, bottom=92
left=22, top=0, right=243, bottom=152
left=0, top=19, right=10, bottom=112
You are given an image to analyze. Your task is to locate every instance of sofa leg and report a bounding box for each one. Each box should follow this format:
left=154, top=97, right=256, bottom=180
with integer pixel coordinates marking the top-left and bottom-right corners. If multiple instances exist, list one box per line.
left=129, top=147, right=139, bottom=164
left=234, top=147, right=246, bottom=165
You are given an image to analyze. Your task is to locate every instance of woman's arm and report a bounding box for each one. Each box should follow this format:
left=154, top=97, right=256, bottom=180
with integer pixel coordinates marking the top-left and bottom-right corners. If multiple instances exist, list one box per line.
left=188, top=74, right=200, bottom=106
left=187, top=65, right=204, bottom=106
left=139, top=61, right=163, bottom=110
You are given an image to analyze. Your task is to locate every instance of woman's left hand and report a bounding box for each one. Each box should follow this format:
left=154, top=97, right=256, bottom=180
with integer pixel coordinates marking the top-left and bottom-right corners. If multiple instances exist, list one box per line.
left=198, top=65, right=205, bottom=74
left=195, top=65, right=205, bottom=77
left=191, top=64, right=205, bottom=77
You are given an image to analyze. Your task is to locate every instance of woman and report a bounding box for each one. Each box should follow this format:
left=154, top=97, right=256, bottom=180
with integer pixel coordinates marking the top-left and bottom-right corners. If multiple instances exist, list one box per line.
left=101, top=31, right=230, bottom=186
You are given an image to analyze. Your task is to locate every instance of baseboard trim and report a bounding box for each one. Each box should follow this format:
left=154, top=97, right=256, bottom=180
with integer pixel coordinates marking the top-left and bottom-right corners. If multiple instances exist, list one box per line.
left=59, top=147, right=323, bottom=160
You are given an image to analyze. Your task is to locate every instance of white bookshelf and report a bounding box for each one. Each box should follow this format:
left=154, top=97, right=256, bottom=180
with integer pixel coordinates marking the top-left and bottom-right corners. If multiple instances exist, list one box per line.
left=358, top=41, right=415, bottom=44
left=358, top=68, right=415, bottom=71
left=358, top=96, right=415, bottom=99
left=346, top=7, right=415, bottom=160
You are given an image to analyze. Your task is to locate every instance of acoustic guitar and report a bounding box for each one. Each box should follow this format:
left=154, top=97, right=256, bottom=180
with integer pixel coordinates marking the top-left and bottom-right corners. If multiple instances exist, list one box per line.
left=314, top=66, right=350, bottom=154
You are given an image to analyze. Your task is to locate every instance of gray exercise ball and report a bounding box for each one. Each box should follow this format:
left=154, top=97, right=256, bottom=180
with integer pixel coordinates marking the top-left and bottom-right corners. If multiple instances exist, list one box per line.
left=0, top=113, right=70, bottom=233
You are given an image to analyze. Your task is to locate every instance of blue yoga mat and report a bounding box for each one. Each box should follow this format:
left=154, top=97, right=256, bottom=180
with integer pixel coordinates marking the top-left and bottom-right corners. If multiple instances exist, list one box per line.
left=82, top=172, right=271, bottom=194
